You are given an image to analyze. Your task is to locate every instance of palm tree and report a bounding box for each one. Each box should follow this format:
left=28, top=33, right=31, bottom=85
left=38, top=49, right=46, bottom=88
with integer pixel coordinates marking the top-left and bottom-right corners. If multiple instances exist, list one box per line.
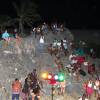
left=0, top=15, right=11, bottom=32
left=13, top=0, right=40, bottom=36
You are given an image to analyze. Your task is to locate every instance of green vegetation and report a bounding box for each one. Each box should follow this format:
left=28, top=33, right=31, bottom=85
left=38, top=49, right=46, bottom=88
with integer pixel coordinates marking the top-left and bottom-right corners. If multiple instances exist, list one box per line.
left=0, top=0, right=40, bottom=36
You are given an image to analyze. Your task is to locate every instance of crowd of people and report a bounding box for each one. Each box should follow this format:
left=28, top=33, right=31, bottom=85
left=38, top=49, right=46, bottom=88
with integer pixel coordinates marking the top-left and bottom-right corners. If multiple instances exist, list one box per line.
left=0, top=28, right=22, bottom=48
left=0, top=22, right=65, bottom=48
left=0, top=21, right=100, bottom=100
left=31, top=22, right=65, bottom=38
left=47, top=38, right=69, bottom=56
left=53, top=38, right=100, bottom=100
left=12, top=23, right=100, bottom=100
left=12, top=69, right=42, bottom=100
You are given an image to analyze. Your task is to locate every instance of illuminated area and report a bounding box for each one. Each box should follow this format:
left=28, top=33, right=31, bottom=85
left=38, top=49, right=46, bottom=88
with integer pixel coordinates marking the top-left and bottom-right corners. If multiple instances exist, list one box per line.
left=58, top=73, right=65, bottom=82
left=41, top=72, right=65, bottom=82
left=47, top=74, right=52, bottom=80
left=0, top=0, right=99, bottom=100
left=41, top=72, right=48, bottom=79
left=54, top=74, right=58, bottom=80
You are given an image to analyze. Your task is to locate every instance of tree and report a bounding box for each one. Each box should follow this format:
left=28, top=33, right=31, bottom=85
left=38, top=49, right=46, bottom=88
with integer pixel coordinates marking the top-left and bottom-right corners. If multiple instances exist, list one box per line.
left=13, top=0, right=40, bottom=36
left=0, top=15, right=11, bottom=32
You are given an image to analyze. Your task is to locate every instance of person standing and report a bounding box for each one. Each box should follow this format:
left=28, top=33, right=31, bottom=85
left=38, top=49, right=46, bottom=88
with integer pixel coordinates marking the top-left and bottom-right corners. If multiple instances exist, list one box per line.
left=60, top=80, right=66, bottom=95
left=20, top=78, right=29, bottom=100
left=86, top=79, right=94, bottom=99
left=39, top=35, right=45, bottom=44
left=94, top=78, right=100, bottom=97
left=12, top=78, right=22, bottom=100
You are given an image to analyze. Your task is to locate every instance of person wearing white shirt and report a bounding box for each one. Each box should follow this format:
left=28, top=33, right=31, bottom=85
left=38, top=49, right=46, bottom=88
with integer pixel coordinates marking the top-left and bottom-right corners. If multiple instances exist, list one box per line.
left=39, top=35, right=44, bottom=44
left=69, top=53, right=76, bottom=61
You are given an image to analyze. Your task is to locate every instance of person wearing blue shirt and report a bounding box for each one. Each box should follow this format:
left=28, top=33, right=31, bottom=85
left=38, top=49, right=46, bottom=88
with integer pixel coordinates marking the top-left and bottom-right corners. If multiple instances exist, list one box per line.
left=2, top=30, right=10, bottom=47
left=2, top=30, right=10, bottom=40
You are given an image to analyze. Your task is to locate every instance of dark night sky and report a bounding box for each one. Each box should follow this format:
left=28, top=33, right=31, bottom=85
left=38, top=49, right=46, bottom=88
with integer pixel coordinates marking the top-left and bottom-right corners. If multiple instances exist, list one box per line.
left=0, top=0, right=99, bottom=29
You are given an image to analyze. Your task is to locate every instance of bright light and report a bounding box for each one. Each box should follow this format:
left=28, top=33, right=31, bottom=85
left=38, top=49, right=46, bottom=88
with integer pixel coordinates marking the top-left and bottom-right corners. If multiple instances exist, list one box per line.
left=59, top=75, right=64, bottom=80
left=58, top=73, right=65, bottom=82
left=41, top=72, right=48, bottom=79
left=48, top=74, right=52, bottom=80
left=54, top=75, right=58, bottom=80
left=41, top=72, right=65, bottom=82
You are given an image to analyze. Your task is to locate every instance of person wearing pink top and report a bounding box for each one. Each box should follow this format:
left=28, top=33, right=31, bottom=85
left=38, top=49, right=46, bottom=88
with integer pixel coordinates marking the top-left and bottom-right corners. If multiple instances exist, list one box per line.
left=86, top=80, right=94, bottom=98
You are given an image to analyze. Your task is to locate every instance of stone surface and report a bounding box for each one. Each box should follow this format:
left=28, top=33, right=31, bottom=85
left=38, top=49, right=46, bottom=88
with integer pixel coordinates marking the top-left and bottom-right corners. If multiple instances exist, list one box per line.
left=0, top=29, right=99, bottom=100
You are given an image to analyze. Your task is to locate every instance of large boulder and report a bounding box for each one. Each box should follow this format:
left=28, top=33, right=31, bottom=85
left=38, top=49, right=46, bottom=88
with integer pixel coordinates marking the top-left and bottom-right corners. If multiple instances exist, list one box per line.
left=0, top=28, right=74, bottom=99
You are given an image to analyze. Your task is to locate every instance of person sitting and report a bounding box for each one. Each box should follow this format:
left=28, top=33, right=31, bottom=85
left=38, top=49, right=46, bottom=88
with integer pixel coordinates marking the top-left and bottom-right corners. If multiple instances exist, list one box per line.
left=52, top=39, right=58, bottom=48
left=2, top=30, right=10, bottom=41
left=69, top=53, right=77, bottom=61
left=61, top=39, right=68, bottom=56
left=93, top=78, right=100, bottom=97
left=39, top=35, right=45, bottom=44
left=2, top=30, right=10, bottom=47
left=88, top=63, right=95, bottom=77
left=15, top=33, right=22, bottom=47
